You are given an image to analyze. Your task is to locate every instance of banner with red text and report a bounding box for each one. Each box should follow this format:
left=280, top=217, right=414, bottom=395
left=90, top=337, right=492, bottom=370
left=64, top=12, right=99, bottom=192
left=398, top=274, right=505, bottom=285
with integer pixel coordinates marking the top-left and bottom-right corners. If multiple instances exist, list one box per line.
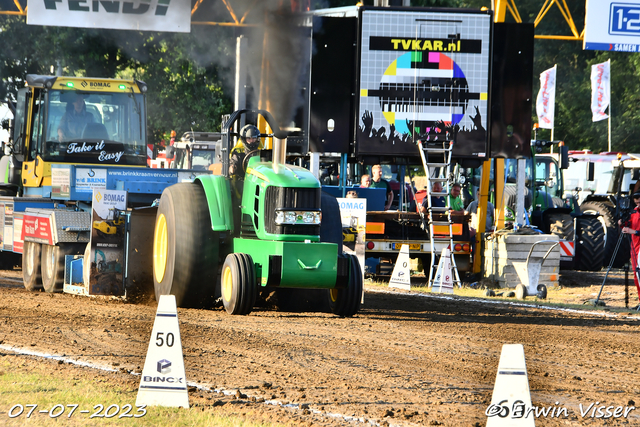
left=536, top=65, right=556, bottom=129
left=591, top=60, right=610, bottom=122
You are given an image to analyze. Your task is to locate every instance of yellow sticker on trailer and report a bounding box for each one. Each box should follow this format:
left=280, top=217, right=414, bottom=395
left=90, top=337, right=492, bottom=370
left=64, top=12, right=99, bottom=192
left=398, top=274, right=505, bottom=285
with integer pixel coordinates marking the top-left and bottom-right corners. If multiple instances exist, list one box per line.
left=392, top=243, right=420, bottom=250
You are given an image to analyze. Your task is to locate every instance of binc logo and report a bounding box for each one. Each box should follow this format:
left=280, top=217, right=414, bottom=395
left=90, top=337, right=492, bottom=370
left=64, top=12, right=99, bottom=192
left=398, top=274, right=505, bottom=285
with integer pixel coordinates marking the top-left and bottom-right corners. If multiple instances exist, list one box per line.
left=157, top=359, right=171, bottom=374
left=44, top=0, right=171, bottom=16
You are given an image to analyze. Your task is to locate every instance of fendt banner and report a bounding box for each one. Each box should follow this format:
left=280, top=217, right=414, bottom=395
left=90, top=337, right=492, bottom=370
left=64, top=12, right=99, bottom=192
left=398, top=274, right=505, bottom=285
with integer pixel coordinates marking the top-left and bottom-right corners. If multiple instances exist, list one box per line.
left=27, top=0, right=191, bottom=32
left=584, top=0, right=640, bottom=52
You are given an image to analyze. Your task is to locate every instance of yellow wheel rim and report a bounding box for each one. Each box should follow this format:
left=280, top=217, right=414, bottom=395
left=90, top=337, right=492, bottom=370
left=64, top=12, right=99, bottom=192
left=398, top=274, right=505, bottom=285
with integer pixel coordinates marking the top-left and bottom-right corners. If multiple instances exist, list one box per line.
left=329, top=288, right=339, bottom=302
left=222, top=265, right=233, bottom=302
left=153, top=214, right=168, bottom=282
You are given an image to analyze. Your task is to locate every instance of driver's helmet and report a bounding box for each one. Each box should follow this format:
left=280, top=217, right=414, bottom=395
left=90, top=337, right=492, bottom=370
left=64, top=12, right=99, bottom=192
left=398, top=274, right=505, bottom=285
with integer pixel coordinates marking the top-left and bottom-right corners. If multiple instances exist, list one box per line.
left=240, top=125, right=261, bottom=152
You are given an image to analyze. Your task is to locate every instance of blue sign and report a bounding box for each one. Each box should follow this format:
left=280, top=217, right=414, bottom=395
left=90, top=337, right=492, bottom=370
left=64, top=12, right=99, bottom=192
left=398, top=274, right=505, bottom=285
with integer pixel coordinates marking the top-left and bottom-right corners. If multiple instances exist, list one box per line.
left=609, top=4, right=640, bottom=36
left=584, top=0, right=640, bottom=52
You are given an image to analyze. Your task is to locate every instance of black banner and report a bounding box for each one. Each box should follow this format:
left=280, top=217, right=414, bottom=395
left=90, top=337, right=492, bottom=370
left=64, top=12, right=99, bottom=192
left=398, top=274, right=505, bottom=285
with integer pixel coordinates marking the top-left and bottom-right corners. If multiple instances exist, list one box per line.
left=369, top=36, right=482, bottom=54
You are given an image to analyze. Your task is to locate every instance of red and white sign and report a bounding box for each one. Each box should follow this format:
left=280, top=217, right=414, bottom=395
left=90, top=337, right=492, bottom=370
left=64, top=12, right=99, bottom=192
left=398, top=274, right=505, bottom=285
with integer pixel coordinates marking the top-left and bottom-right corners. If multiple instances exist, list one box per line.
left=559, top=240, right=575, bottom=258
left=22, top=214, right=54, bottom=245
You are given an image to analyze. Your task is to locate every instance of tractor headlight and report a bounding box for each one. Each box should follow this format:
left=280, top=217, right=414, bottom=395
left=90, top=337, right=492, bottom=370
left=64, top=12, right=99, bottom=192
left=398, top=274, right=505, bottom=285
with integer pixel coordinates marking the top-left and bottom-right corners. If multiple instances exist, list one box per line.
left=275, top=210, right=322, bottom=225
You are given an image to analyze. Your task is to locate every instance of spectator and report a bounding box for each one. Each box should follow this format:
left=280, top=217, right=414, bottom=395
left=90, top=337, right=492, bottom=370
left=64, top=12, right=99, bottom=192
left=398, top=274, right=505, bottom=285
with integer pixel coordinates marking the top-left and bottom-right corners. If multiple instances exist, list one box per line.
left=360, top=174, right=371, bottom=188
left=619, top=191, right=640, bottom=306
left=419, top=181, right=446, bottom=214
left=466, top=189, right=495, bottom=234
left=370, top=164, right=393, bottom=210
left=447, top=183, right=464, bottom=211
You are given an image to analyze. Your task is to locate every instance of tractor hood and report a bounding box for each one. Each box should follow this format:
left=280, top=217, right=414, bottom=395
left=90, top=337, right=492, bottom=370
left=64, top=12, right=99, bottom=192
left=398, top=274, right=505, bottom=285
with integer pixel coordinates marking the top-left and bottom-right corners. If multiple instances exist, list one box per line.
left=246, top=159, right=320, bottom=189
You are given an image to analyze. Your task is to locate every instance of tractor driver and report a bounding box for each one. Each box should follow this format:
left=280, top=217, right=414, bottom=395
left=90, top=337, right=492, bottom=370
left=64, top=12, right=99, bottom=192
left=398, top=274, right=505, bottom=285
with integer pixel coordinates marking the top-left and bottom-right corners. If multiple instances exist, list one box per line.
left=57, top=93, right=95, bottom=142
left=229, top=124, right=261, bottom=179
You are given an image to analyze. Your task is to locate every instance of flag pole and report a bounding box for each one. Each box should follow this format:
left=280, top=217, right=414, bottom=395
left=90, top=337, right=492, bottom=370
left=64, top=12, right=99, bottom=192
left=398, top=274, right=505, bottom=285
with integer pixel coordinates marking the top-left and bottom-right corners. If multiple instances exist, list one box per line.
left=550, top=64, right=557, bottom=152
left=607, top=59, right=612, bottom=152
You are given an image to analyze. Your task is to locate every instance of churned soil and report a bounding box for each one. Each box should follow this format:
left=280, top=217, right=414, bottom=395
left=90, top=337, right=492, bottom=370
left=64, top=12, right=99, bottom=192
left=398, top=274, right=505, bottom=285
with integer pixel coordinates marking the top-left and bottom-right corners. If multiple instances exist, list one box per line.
left=0, top=267, right=640, bottom=426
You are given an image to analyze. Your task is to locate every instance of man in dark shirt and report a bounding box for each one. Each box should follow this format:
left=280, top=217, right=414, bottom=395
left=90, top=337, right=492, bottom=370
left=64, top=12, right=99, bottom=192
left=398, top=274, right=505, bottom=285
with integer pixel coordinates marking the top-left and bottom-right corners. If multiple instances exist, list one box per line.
left=419, top=181, right=446, bottom=214
left=57, top=94, right=95, bottom=141
left=229, top=124, right=261, bottom=179
left=370, top=164, right=393, bottom=210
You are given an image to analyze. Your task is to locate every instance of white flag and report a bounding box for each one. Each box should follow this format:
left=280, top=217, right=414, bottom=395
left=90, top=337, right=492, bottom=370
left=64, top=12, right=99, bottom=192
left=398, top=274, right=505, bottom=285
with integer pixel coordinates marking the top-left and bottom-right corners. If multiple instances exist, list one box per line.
left=536, top=66, right=556, bottom=129
left=591, top=60, right=610, bottom=122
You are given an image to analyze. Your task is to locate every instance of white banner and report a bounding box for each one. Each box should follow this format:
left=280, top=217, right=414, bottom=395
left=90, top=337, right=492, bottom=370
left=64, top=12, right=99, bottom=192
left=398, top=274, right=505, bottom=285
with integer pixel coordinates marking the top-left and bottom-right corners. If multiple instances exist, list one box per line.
left=27, top=0, right=191, bottom=33
left=536, top=66, right=556, bottom=129
left=591, top=60, right=610, bottom=122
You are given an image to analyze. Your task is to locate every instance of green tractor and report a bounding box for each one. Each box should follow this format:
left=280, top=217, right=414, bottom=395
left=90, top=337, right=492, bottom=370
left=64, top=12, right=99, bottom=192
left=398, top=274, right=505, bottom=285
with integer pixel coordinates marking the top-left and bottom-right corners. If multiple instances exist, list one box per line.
left=152, top=109, right=362, bottom=316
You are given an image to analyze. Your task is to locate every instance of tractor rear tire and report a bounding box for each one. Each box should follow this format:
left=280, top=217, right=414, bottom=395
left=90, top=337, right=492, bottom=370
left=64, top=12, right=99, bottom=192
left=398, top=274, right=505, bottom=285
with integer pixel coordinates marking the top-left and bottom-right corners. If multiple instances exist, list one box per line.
left=547, top=213, right=574, bottom=240
left=576, top=215, right=605, bottom=271
left=153, top=183, right=219, bottom=308
left=42, top=244, right=84, bottom=293
left=328, top=253, right=362, bottom=317
left=23, top=241, right=43, bottom=292
left=580, top=201, right=628, bottom=268
left=221, top=253, right=257, bottom=315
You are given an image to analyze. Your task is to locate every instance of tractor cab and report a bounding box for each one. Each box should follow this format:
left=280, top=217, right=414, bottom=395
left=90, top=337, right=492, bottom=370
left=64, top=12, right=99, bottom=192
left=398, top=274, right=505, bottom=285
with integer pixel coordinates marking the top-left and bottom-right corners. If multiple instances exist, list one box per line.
left=9, top=75, right=148, bottom=195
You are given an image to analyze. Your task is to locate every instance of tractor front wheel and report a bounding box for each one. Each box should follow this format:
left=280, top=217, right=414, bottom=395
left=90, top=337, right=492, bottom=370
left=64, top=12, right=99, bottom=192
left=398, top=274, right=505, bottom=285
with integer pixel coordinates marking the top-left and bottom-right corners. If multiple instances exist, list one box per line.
left=328, top=253, right=362, bottom=317
left=221, top=253, right=257, bottom=315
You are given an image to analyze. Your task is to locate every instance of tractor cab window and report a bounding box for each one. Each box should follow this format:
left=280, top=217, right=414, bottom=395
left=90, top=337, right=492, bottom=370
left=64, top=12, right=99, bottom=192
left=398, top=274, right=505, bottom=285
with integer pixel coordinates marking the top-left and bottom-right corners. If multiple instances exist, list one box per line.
left=30, top=90, right=46, bottom=161
left=44, top=89, right=147, bottom=165
left=191, top=148, right=216, bottom=170
left=535, top=157, right=561, bottom=197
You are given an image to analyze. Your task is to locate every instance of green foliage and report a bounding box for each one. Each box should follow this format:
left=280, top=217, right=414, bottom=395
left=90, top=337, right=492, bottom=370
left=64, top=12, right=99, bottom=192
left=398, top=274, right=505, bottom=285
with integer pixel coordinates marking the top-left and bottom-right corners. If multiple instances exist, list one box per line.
left=0, top=17, right=233, bottom=145
left=4, top=0, right=640, bottom=153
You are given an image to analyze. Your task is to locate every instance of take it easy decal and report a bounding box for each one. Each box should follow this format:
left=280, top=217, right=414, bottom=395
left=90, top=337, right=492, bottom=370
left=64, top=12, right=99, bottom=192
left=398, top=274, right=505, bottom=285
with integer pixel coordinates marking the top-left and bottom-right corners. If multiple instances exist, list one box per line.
left=67, top=141, right=124, bottom=162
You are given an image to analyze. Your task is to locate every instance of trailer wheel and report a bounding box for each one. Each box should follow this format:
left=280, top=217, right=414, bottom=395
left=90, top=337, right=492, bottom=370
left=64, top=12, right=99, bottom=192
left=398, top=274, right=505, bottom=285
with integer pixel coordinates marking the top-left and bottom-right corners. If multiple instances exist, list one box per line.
left=581, top=201, right=628, bottom=268
left=23, top=241, right=43, bottom=291
left=221, top=253, right=256, bottom=315
left=153, top=183, right=219, bottom=308
left=42, top=244, right=84, bottom=293
left=328, top=253, right=362, bottom=317
left=576, top=216, right=605, bottom=271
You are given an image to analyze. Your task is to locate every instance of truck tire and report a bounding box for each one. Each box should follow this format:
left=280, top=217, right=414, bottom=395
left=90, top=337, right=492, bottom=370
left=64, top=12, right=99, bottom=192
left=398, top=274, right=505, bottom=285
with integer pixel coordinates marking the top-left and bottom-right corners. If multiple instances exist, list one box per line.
left=23, top=241, right=43, bottom=291
left=576, top=215, right=605, bottom=271
left=328, top=253, right=362, bottom=317
left=221, top=253, right=256, bottom=315
left=153, top=183, right=219, bottom=308
left=546, top=213, right=574, bottom=240
left=42, top=244, right=84, bottom=293
left=580, top=201, right=628, bottom=268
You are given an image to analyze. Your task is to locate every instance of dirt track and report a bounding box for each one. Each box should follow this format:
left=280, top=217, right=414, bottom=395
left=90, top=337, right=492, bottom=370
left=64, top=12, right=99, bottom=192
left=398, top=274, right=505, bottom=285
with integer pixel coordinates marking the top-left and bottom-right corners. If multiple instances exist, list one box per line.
left=1, top=268, right=640, bottom=426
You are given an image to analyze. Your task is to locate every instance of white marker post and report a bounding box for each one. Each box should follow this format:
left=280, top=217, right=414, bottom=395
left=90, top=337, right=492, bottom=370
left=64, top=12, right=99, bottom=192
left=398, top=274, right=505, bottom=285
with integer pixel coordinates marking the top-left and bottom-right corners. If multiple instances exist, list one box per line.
left=389, top=244, right=411, bottom=290
left=432, top=247, right=454, bottom=294
left=136, top=295, right=189, bottom=408
left=486, top=344, right=535, bottom=426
